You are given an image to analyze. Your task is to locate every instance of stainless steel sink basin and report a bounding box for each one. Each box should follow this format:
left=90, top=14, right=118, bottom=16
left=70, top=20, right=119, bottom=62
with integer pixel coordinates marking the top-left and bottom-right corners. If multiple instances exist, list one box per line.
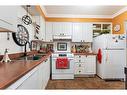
left=16, top=54, right=47, bottom=61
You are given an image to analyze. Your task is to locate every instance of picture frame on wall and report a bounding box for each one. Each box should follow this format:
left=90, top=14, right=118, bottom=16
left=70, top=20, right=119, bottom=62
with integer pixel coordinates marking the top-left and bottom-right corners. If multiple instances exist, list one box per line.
left=31, top=41, right=37, bottom=51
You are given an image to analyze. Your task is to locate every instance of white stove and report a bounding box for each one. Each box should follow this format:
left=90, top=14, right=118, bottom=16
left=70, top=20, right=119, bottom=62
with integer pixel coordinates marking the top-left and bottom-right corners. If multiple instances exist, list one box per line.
left=52, top=52, right=74, bottom=79
left=52, top=41, right=74, bottom=79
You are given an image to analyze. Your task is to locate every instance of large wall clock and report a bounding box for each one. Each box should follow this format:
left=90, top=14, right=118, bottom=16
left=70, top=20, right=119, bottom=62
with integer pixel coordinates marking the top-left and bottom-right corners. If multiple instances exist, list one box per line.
left=12, top=24, right=29, bottom=46
left=114, top=24, right=120, bottom=32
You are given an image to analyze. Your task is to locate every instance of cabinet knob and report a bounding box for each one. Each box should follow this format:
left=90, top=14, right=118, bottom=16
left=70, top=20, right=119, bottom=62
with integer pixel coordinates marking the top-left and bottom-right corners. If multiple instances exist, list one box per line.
left=79, top=64, right=81, bottom=67
left=79, top=60, right=81, bottom=62
left=79, top=71, right=81, bottom=73
left=45, top=59, right=47, bottom=62
left=79, top=56, right=81, bottom=58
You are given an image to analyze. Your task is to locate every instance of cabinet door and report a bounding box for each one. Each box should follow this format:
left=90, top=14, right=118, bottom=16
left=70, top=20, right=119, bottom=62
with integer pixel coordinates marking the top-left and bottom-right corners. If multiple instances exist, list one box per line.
left=0, top=6, right=16, bottom=24
left=0, top=6, right=17, bottom=32
left=38, top=62, right=45, bottom=89
left=16, top=68, right=40, bottom=89
left=84, top=56, right=96, bottom=74
left=53, top=22, right=62, bottom=35
left=41, top=58, right=50, bottom=89
left=72, top=23, right=82, bottom=42
left=45, top=22, right=53, bottom=42
left=82, top=23, right=93, bottom=42
left=74, top=62, right=85, bottom=74
left=62, top=22, right=72, bottom=35
left=53, top=22, right=72, bottom=36
left=44, top=58, right=50, bottom=83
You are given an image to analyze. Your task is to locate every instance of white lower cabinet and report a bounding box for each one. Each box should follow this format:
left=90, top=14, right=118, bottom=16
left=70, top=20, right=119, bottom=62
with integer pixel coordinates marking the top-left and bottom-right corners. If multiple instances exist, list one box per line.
left=6, top=57, right=50, bottom=89
left=17, top=67, right=40, bottom=89
left=74, top=55, right=96, bottom=76
left=41, top=58, right=50, bottom=89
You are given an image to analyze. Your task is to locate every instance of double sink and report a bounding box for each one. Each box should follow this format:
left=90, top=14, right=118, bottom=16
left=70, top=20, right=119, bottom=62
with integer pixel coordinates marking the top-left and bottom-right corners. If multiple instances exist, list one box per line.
left=16, top=54, right=47, bottom=61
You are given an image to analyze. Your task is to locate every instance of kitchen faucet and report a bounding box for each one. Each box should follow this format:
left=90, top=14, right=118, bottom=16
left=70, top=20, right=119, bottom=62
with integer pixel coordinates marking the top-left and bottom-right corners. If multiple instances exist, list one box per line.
left=24, top=41, right=31, bottom=56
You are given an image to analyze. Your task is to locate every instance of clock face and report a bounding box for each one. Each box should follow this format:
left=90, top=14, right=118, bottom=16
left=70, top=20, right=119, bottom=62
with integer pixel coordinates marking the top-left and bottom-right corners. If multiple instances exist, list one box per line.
left=12, top=24, right=29, bottom=46
left=114, top=24, right=120, bottom=32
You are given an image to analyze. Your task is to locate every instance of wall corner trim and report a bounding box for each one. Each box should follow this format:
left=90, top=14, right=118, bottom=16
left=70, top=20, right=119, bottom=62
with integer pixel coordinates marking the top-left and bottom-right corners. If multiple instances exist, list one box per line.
left=112, top=7, right=127, bottom=18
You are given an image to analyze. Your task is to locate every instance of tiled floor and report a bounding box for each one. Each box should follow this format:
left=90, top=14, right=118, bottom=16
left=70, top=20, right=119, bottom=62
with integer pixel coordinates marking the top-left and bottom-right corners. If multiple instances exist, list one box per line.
left=46, top=76, right=124, bottom=89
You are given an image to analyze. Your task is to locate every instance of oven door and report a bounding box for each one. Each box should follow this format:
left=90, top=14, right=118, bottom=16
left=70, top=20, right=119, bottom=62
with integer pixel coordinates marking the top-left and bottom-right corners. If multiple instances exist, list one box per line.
left=52, top=58, right=74, bottom=74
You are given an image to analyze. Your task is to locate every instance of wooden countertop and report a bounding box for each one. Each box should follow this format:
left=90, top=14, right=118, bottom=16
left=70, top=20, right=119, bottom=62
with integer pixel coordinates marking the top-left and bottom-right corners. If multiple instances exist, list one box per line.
left=73, top=52, right=97, bottom=55
left=0, top=52, right=52, bottom=89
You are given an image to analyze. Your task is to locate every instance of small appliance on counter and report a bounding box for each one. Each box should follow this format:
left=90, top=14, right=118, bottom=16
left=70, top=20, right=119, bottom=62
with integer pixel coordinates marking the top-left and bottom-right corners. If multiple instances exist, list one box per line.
left=1, top=49, right=11, bottom=63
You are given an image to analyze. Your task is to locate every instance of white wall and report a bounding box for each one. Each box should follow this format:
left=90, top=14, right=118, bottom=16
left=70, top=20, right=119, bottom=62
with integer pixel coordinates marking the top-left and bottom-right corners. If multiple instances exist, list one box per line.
left=0, top=6, right=45, bottom=55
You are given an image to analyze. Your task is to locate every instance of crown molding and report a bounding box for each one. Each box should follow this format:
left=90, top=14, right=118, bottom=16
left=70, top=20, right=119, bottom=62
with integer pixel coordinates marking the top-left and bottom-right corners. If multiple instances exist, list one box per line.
left=46, top=14, right=112, bottom=18
left=40, top=6, right=127, bottom=19
left=40, top=6, right=48, bottom=17
left=112, top=7, right=127, bottom=18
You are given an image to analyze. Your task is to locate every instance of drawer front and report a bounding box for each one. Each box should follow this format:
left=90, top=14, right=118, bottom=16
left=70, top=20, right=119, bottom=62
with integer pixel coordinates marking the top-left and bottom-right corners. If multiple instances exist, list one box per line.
left=74, top=68, right=84, bottom=74
left=74, top=62, right=85, bottom=74
left=74, top=55, right=86, bottom=62
left=75, top=62, right=85, bottom=68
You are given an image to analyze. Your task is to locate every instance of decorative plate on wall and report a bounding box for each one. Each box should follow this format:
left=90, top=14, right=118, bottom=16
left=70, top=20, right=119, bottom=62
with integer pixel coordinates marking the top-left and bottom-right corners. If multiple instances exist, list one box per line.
left=22, top=15, right=32, bottom=25
left=12, top=24, right=29, bottom=46
left=114, top=24, right=120, bottom=32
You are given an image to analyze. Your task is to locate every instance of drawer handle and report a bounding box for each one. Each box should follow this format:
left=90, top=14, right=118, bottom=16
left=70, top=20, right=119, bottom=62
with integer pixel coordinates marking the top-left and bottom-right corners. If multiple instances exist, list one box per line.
left=79, top=64, right=81, bottom=67
left=45, top=59, right=47, bottom=62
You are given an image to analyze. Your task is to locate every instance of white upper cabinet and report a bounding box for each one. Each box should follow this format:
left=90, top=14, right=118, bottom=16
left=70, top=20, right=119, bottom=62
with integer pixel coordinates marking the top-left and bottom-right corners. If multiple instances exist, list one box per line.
left=46, top=22, right=93, bottom=42
left=53, top=22, right=62, bottom=35
left=0, top=6, right=17, bottom=32
left=52, top=22, right=72, bottom=36
left=82, top=23, right=93, bottom=42
left=45, top=22, right=53, bottom=42
left=62, top=22, right=72, bottom=35
left=72, top=23, right=93, bottom=42
left=72, top=23, right=82, bottom=42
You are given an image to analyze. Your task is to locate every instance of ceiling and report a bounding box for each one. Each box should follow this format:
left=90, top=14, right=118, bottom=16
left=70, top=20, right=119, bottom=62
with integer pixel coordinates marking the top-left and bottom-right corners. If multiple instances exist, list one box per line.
left=44, top=6, right=125, bottom=15
left=27, top=5, right=127, bottom=18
